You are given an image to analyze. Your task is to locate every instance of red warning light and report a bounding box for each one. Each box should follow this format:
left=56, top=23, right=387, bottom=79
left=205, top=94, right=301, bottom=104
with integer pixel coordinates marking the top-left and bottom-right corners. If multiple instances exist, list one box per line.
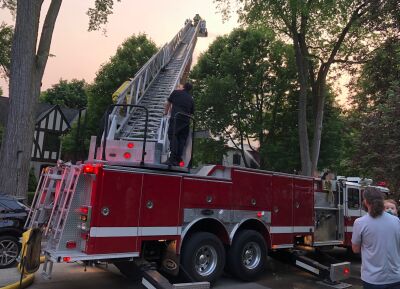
left=127, top=142, right=134, bottom=149
left=124, top=152, right=131, bottom=159
left=343, top=267, right=350, bottom=275
left=257, top=211, right=263, bottom=218
left=179, top=161, right=185, bottom=167
left=63, top=256, right=71, bottom=262
left=79, top=206, right=89, bottom=215
left=83, top=164, right=95, bottom=174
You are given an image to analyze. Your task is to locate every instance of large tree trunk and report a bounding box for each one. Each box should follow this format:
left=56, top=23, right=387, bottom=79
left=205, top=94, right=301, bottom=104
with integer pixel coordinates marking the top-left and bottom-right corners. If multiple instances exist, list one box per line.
left=293, top=33, right=312, bottom=176
left=311, top=74, right=327, bottom=173
left=0, top=0, right=62, bottom=198
left=0, top=1, right=42, bottom=198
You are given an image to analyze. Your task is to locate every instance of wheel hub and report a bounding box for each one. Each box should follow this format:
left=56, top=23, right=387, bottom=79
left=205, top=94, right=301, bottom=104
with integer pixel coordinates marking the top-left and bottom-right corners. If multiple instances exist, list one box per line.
left=242, top=242, right=261, bottom=270
left=194, top=245, right=217, bottom=276
left=0, top=240, right=18, bottom=266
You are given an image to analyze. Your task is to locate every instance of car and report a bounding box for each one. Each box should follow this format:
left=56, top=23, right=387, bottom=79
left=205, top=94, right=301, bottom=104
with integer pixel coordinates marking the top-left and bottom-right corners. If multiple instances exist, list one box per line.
left=0, top=194, right=28, bottom=268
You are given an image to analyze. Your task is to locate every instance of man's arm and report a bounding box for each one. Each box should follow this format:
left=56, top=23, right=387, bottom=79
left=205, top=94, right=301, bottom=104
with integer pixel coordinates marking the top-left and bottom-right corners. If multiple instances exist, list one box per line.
left=164, top=101, right=172, bottom=116
left=352, top=244, right=361, bottom=254
left=351, top=219, right=362, bottom=253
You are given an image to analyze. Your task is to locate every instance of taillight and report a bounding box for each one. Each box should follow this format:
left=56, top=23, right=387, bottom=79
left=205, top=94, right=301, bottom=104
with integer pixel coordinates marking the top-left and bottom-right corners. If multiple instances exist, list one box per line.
left=179, top=161, right=185, bottom=167
left=63, top=256, right=71, bottom=262
left=127, top=142, right=134, bottom=148
left=344, top=267, right=350, bottom=275
left=124, top=152, right=131, bottom=159
left=83, top=164, right=95, bottom=174
left=79, top=206, right=91, bottom=234
left=66, top=241, right=76, bottom=249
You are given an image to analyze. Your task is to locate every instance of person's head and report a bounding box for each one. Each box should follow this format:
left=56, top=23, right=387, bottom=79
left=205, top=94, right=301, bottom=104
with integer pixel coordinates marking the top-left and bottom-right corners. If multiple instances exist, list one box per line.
left=183, top=82, right=193, bottom=92
left=363, top=187, right=384, bottom=218
left=384, top=199, right=398, bottom=216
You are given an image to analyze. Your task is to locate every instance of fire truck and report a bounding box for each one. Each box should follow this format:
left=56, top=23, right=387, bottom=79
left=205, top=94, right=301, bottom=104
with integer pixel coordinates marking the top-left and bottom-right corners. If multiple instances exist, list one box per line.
left=25, top=15, right=389, bottom=288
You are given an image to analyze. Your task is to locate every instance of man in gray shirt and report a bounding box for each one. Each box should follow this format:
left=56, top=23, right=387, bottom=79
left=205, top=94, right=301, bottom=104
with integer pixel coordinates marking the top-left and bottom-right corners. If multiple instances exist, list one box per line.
left=352, top=187, right=400, bottom=289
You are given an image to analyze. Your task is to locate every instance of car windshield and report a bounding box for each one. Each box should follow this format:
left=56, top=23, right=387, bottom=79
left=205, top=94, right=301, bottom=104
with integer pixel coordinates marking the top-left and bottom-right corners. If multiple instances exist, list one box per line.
left=0, top=194, right=25, bottom=213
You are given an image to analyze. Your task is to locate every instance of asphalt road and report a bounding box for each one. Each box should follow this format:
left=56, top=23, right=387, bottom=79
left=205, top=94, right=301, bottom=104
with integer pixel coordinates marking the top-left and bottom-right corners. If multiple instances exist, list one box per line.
left=29, top=249, right=363, bottom=289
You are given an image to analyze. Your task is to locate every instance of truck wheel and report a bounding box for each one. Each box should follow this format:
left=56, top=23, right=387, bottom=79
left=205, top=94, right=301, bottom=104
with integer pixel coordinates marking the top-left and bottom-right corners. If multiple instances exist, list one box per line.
left=0, top=236, right=20, bottom=269
left=227, top=230, right=266, bottom=281
left=113, top=261, right=141, bottom=281
left=181, top=232, right=225, bottom=283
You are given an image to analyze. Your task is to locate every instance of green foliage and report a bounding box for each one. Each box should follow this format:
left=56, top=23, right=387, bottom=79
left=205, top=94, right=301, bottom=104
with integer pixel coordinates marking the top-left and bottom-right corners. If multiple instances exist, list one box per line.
left=0, top=22, right=12, bottom=79
left=40, top=79, right=88, bottom=109
left=62, top=34, right=157, bottom=159
left=28, top=168, right=37, bottom=192
left=193, top=138, right=228, bottom=167
left=191, top=27, right=297, bottom=168
left=347, top=38, right=400, bottom=193
left=87, top=0, right=121, bottom=31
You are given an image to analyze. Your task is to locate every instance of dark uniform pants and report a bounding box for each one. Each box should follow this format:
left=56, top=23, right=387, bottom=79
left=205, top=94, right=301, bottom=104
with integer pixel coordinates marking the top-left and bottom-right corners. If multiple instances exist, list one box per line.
left=168, top=119, right=189, bottom=162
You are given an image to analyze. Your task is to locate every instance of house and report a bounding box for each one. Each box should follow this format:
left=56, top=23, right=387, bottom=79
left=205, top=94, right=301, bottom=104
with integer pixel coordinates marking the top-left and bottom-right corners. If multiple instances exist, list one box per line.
left=0, top=96, right=80, bottom=178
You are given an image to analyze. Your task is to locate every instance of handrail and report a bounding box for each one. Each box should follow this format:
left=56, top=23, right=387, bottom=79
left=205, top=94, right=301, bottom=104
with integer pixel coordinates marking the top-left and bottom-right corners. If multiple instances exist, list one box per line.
left=157, top=21, right=202, bottom=154
left=106, top=20, right=193, bottom=139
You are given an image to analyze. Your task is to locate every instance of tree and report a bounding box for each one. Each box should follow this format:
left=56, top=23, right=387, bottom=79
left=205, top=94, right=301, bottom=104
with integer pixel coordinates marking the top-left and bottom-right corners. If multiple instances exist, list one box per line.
left=348, top=37, right=400, bottom=193
left=191, top=27, right=297, bottom=168
left=0, top=22, right=12, bottom=79
left=62, top=34, right=157, bottom=160
left=216, top=0, right=399, bottom=175
left=40, top=79, right=88, bottom=109
left=85, top=34, right=157, bottom=138
left=0, top=0, right=120, bottom=197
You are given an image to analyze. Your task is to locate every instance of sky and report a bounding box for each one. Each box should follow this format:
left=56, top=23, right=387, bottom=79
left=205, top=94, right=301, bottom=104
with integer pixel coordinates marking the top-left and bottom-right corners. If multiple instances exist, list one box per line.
left=0, top=0, right=239, bottom=93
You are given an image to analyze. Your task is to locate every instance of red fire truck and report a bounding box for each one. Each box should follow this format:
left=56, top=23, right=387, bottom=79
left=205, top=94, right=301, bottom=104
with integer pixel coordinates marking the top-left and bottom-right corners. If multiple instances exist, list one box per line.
left=25, top=15, right=389, bottom=288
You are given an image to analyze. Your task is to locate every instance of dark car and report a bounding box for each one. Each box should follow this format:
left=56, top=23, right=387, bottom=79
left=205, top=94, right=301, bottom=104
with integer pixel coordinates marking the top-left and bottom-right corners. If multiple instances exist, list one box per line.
left=0, top=194, right=28, bottom=268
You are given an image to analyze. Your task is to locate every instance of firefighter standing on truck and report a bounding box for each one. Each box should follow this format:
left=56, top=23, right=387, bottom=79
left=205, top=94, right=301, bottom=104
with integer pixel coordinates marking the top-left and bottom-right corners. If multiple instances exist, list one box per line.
left=163, top=82, right=194, bottom=166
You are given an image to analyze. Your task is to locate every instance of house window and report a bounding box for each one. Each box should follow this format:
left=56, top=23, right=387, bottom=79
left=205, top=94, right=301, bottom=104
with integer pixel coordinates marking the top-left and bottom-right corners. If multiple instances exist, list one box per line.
left=233, top=154, right=241, bottom=166
left=43, top=132, right=60, bottom=153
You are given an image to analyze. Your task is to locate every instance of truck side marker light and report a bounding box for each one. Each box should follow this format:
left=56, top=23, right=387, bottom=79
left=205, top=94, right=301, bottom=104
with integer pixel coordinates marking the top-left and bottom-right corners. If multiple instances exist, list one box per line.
left=124, top=152, right=131, bottom=159
left=344, top=267, right=350, bottom=275
left=257, top=211, right=264, bottom=218
left=127, top=142, right=135, bottom=148
left=179, top=161, right=185, bottom=167
left=63, top=257, right=71, bottom=262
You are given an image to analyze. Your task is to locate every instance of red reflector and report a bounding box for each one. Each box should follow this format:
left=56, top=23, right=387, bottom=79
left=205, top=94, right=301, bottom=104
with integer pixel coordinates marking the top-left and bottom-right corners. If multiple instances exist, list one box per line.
left=63, top=256, right=71, bottom=262
left=124, top=152, right=131, bottom=159
left=344, top=267, right=350, bottom=275
left=66, top=241, right=76, bottom=249
left=179, top=161, right=185, bottom=167
left=127, top=142, right=134, bottom=148
left=79, top=206, right=89, bottom=215
left=83, top=164, right=95, bottom=174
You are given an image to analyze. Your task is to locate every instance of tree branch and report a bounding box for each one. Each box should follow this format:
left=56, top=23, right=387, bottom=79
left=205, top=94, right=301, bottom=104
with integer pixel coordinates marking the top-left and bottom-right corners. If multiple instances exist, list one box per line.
left=36, top=0, right=62, bottom=80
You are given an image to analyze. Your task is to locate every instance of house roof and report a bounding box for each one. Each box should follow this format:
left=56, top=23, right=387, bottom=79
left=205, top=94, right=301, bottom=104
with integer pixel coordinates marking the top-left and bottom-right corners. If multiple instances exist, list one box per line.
left=0, top=96, right=80, bottom=127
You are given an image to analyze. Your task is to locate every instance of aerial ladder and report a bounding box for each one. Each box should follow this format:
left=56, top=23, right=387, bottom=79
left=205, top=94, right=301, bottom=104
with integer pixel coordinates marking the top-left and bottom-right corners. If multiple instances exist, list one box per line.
left=88, top=15, right=207, bottom=169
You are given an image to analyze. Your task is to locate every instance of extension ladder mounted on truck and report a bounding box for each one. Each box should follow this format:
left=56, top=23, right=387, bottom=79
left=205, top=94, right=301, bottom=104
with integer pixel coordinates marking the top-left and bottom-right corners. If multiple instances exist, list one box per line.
left=88, top=15, right=207, bottom=170
left=26, top=14, right=390, bottom=289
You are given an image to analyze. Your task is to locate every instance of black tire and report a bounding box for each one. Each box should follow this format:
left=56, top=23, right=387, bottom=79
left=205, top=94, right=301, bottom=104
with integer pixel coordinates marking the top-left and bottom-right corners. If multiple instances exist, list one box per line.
left=227, top=230, right=267, bottom=281
left=113, top=261, right=141, bottom=281
left=181, top=232, right=225, bottom=283
left=0, top=235, right=21, bottom=269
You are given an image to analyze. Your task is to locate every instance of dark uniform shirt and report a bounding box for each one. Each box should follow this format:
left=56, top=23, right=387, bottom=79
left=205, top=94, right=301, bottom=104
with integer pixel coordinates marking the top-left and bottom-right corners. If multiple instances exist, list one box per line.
left=168, top=89, right=194, bottom=121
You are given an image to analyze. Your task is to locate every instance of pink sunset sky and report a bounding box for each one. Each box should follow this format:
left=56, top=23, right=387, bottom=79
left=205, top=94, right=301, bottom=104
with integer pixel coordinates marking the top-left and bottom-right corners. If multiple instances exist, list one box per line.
left=0, top=0, right=239, bottom=93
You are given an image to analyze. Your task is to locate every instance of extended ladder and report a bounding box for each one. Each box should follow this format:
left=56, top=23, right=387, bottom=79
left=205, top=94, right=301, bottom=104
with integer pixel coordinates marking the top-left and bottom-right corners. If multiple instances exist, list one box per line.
left=89, top=15, right=207, bottom=166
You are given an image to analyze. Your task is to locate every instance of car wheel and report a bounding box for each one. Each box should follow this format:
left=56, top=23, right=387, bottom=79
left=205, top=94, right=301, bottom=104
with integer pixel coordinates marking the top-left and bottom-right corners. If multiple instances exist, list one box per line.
left=181, top=232, right=225, bottom=283
left=0, top=236, right=20, bottom=269
left=227, top=230, right=267, bottom=281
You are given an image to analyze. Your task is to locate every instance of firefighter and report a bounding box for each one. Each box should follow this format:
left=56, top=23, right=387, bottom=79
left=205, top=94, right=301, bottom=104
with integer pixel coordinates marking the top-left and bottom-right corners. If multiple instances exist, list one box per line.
left=163, top=82, right=194, bottom=166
